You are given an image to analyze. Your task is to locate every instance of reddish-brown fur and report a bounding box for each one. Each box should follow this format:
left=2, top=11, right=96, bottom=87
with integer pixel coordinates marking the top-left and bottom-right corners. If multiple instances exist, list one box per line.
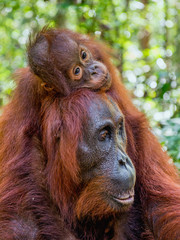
left=108, top=56, right=180, bottom=240
left=0, top=28, right=180, bottom=240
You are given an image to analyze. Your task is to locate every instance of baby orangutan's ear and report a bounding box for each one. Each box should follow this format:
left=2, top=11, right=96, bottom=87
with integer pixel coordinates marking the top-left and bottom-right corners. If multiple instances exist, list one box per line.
left=27, top=29, right=71, bottom=96
left=41, top=82, right=54, bottom=92
left=27, top=31, right=49, bottom=75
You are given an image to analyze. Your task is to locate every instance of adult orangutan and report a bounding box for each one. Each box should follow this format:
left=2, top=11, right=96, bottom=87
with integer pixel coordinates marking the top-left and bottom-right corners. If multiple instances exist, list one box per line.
left=0, top=27, right=179, bottom=239
left=27, top=28, right=180, bottom=239
left=0, top=89, right=136, bottom=239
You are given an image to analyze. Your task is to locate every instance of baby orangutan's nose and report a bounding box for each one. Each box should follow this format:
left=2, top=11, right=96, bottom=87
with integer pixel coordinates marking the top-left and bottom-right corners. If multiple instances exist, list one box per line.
left=88, top=61, right=108, bottom=76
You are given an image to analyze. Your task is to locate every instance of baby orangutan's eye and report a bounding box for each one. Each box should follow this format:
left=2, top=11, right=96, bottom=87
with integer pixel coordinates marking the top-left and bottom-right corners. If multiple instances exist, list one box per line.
left=80, top=49, right=90, bottom=62
left=81, top=51, right=87, bottom=60
left=74, top=67, right=81, bottom=75
left=70, top=65, right=83, bottom=80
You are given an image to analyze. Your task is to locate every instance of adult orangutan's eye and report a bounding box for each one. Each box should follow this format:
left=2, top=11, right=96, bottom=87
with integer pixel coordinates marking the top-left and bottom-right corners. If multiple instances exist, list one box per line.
left=117, top=118, right=124, bottom=135
left=118, top=123, right=123, bottom=135
left=98, top=126, right=111, bottom=141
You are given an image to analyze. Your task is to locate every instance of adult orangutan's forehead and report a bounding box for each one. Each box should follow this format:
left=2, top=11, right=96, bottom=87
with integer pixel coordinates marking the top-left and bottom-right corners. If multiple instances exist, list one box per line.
left=87, top=94, right=123, bottom=125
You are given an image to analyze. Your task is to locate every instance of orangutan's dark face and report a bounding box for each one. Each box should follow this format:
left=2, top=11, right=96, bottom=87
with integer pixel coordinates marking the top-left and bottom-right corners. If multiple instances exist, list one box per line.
left=76, top=95, right=136, bottom=218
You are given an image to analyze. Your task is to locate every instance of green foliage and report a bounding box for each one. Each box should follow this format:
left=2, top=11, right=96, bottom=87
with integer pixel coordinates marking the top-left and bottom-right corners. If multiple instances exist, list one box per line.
left=155, top=118, right=180, bottom=168
left=0, top=0, right=179, bottom=166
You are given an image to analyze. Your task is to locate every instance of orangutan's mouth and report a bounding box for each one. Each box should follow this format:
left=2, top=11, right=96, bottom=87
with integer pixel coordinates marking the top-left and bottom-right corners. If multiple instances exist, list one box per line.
left=113, top=195, right=134, bottom=205
left=98, top=73, right=111, bottom=90
left=112, top=190, right=134, bottom=205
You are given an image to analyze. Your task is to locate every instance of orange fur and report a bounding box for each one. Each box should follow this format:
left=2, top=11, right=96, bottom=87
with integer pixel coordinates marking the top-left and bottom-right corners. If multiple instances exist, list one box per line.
left=0, top=28, right=179, bottom=239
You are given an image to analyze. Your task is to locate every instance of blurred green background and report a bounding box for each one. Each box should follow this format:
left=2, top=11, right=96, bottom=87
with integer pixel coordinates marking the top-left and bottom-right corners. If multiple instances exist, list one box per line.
left=0, top=0, right=179, bottom=168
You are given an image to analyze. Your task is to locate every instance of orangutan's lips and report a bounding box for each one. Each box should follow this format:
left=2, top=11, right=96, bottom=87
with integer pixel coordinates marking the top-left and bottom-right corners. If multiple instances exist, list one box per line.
left=112, top=190, right=134, bottom=205
left=100, top=73, right=111, bottom=89
left=83, top=72, right=111, bottom=91
left=113, top=195, right=134, bottom=205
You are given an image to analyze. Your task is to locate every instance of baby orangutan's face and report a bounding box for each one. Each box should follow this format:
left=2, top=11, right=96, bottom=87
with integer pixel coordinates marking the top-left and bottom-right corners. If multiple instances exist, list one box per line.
left=53, top=33, right=111, bottom=91
left=28, top=28, right=111, bottom=94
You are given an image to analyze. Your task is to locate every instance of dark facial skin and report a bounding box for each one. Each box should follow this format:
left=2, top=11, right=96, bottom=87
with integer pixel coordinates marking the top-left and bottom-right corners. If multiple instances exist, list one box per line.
left=52, top=33, right=111, bottom=90
left=77, top=95, right=136, bottom=210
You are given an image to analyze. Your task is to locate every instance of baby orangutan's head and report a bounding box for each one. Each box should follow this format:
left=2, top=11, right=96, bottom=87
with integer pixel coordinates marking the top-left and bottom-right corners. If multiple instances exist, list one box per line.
left=28, top=28, right=111, bottom=96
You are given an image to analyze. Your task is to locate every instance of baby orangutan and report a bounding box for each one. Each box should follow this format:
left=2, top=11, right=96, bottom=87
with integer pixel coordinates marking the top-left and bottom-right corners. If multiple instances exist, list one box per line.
left=28, top=27, right=111, bottom=95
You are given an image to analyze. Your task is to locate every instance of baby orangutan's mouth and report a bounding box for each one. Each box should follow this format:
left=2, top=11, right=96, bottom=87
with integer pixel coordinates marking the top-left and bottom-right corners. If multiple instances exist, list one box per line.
left=83, top=72, right=111, bottom=91
left=85, top=60, right=112, bottom=91
left=93, top=72, right=111, bottom=91
left=101, top=73, right=111, bottom=90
